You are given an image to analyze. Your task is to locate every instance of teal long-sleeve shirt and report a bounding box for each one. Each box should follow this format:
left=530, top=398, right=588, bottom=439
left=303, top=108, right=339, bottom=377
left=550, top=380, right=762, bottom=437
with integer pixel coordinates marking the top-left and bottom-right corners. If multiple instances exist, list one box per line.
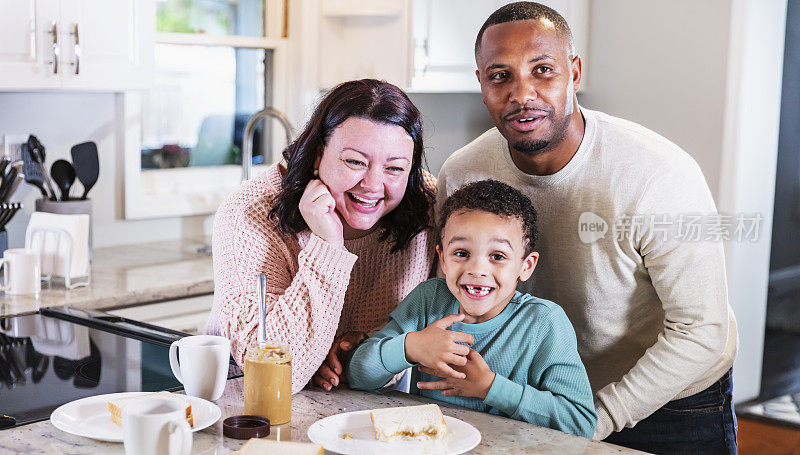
left=347, top=278, right=597, bottom=438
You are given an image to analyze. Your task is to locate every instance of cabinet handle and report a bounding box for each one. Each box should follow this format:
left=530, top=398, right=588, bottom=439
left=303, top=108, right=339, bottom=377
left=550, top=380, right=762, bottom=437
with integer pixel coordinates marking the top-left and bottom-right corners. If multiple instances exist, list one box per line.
left=70, top=23, right=80, bottom=75
left=48, top=21, right=59, bottom=74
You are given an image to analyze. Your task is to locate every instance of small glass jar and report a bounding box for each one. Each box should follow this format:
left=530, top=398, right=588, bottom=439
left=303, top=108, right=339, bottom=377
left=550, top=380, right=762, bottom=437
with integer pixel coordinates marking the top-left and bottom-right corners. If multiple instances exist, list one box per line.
left=243, top=342, right=292, bottom=425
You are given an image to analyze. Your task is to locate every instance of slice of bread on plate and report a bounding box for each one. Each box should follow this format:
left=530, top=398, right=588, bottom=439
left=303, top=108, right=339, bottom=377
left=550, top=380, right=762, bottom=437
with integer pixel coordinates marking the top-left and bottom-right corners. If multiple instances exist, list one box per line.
left=232, top=439, right=324, bottom=455
left=370, top=403, right=447, bottom=441
left=107, top=391, right=193, bottom=427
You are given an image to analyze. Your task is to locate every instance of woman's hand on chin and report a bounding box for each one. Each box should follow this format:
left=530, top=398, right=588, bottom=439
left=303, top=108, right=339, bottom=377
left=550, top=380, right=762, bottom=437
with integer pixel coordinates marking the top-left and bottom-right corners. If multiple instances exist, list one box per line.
left=299, top=179, right=345, bottom=248
left=312, top=331, right=368, bottom=391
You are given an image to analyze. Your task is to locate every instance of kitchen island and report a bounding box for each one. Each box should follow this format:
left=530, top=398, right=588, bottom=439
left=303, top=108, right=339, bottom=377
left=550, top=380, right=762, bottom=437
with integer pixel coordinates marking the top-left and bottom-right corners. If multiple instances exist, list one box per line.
left=1, top=376, right=647, bottom=454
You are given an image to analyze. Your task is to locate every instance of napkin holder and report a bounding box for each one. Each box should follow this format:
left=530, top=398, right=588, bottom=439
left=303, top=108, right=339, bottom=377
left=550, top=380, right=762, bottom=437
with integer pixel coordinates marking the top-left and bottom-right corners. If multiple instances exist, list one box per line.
left=25, top=213, right=91, bottom=289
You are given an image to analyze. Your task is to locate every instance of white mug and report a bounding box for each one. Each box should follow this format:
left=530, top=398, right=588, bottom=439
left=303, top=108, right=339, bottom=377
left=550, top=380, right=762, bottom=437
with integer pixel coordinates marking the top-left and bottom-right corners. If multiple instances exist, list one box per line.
left=122, top=398, right=192, bottom=455
left=169, top=335, right=230, bottom=401
left=0, top=248, right=41, bottom=295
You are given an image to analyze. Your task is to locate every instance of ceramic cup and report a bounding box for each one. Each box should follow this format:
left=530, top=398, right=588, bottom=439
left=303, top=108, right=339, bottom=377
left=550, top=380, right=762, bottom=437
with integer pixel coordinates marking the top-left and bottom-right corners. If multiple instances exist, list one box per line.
left=122, top=397, right=192, bottom=455
left=169, top=335, right=230, bottom=401
left=0, top=248, right=41, bottom=295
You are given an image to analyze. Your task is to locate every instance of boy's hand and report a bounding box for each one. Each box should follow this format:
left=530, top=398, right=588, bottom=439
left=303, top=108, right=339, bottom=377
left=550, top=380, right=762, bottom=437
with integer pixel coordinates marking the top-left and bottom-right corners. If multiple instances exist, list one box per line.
left=416, top=349, right=496, bottom=400
left=405, top=314, right=474, bottom=380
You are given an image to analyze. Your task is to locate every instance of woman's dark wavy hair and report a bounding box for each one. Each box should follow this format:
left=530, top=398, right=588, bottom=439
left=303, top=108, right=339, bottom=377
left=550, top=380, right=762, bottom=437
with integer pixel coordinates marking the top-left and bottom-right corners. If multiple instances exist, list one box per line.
left=269, top=79, right=434, bottom=253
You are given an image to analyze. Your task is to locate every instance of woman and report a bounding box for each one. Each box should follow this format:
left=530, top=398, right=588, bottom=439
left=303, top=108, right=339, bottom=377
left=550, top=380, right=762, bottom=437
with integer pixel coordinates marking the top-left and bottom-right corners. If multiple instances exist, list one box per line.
left=207, top=79, right=436, bottom=394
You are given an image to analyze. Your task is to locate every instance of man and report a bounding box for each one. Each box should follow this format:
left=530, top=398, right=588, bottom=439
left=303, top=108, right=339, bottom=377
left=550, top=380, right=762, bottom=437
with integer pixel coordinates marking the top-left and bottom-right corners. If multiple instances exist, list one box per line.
left=436, top=3, right=738, bottom=453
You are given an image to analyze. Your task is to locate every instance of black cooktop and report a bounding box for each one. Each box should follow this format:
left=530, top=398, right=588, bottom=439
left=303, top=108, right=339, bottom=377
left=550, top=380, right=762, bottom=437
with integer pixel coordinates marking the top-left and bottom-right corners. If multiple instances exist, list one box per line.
left=0, top=307, right=240, bottom=429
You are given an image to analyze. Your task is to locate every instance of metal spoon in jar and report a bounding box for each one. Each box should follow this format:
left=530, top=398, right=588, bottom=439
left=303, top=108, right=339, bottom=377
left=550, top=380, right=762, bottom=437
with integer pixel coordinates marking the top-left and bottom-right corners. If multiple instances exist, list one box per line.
left=257, top=273, right=267, bottom=350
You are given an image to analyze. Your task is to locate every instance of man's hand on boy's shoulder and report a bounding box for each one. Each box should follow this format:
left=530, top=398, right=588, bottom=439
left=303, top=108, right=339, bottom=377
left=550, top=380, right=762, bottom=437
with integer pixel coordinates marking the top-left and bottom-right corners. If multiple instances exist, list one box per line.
left=405, top=314, right=474, bottom=380
left=417, top=349, right=496, bottom=400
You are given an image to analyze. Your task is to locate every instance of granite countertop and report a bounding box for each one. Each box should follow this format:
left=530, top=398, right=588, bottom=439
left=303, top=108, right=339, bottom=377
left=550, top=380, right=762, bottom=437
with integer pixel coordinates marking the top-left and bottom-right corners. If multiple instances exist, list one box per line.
left=0, top=238, right=214, bottom=319
left=1, top=377, right=647, bottom=454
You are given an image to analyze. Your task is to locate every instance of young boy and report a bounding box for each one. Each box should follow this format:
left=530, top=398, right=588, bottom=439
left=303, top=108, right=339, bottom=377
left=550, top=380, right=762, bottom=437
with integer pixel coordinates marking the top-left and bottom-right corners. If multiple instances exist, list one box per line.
left=347, top=180, right=597, bottom=438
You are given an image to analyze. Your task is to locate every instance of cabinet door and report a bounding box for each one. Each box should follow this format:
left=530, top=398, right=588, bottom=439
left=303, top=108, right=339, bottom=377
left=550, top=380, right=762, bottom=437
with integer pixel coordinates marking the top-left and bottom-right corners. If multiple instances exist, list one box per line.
left=0, top=0, right=61, bottom=90
left=317, top=0, right=411, bottom=89
left=59, top=0, right=154, bottom=90
left=411, top=0, right=589, bottom=92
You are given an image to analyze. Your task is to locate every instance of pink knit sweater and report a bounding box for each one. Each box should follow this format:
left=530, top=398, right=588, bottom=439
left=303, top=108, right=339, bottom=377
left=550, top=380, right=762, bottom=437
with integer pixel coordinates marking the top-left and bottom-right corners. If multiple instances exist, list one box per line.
left=207, top=163, right=435, bottom=394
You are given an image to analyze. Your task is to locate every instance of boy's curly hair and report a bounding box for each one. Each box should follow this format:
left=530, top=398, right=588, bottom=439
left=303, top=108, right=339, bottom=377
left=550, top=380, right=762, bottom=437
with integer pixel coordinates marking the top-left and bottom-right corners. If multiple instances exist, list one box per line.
left=437, top=180, right=538, bottom=256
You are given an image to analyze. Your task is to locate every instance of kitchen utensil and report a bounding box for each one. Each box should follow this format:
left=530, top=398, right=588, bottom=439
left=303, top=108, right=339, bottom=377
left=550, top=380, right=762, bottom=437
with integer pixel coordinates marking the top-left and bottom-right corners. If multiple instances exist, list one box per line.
left=3, top=173, right=24, bottom=204
left=0, top=203, right=23, bottom=231
left=70, top=141, right=98, bottom=200
left=122, top=398, right=193, bottom=455
left=50, top=159, right=76, bottom=201
left=0, top=168, right=17, bottom=203
left=26, top=135, right=58, bottom=201
left=0, top=203, right=9, bottom=228
left=0, top=156, right=11, bottom=181
left=306, top=409, right=482, bottom=455
left=258, top=273, right=267, bottom=350
left=50, top=392, right=221, bottom=442
left=21, top=143, right=49, bottom=198
left=168, top=335, right=230, bottom=401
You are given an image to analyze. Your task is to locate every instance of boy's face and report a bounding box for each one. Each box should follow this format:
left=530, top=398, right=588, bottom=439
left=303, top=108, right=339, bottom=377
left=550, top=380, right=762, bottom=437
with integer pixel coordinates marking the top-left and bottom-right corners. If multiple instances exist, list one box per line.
left=437, top=209, right=538, bottom=324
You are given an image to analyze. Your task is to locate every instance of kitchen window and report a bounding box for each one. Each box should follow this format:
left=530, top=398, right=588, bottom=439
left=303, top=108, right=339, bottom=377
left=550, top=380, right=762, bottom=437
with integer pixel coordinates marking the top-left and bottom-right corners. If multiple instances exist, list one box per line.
left=124, top=0, right=289, bottom=218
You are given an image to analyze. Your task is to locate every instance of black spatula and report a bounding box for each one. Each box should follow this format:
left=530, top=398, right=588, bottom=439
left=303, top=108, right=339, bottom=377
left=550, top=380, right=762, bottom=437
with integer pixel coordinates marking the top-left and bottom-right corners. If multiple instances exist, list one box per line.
left=21, top=143, right=49, bottom=198
left=70, top=141, right=98, bottom=200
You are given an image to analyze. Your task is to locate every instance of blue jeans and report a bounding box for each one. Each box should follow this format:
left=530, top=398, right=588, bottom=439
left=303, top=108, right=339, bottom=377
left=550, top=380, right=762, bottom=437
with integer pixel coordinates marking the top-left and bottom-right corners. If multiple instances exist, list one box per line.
left=603, top=369, right=738, bottom=454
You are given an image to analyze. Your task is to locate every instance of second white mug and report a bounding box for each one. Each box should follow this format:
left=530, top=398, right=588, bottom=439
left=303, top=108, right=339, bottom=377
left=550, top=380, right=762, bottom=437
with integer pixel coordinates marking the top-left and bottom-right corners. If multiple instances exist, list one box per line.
left=169, top=335, right=230, bottom=401
left=122, top=397, right=192, bottom=455
left=0, top=248, right=41, bottom=296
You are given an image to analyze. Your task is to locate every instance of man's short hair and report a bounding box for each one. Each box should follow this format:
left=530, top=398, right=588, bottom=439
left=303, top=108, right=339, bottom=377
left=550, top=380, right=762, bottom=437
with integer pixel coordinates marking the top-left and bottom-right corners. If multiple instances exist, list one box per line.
left=474, top=1, right=575, bottom=58
left=437, top=180, right=539, bottom=256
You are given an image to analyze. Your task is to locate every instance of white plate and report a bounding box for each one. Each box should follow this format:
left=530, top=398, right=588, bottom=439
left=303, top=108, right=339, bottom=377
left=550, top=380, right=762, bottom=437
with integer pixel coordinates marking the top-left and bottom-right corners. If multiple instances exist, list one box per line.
left=50, top=392, right=221, bottom=442
left=307, top=409, right=481, bottom=455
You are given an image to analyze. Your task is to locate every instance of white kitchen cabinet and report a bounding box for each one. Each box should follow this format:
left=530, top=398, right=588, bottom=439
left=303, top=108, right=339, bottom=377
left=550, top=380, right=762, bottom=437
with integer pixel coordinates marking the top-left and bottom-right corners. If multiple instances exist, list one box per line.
left=0, top=0, right=154, bottom=91
left=411, top=0, right=590, bottom=92
left=317, top=0, right=411, bottom=90
left=313, top=0, right=589, bottom=93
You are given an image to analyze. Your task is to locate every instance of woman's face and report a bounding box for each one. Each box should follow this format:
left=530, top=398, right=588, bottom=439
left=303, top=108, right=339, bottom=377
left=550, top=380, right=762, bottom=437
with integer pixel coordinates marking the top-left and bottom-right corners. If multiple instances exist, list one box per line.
left=316, top=117, right=415, bottom=239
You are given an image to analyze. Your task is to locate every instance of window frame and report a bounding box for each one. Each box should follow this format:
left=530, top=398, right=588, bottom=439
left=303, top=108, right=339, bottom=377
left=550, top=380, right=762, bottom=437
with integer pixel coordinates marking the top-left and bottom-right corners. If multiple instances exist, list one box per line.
left=123, top=1, right=289, bottom=219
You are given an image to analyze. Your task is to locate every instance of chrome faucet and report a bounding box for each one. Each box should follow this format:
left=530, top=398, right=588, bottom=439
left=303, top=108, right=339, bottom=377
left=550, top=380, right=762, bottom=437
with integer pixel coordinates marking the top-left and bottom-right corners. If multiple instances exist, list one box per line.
left=242, top=107, right=296, bottom=181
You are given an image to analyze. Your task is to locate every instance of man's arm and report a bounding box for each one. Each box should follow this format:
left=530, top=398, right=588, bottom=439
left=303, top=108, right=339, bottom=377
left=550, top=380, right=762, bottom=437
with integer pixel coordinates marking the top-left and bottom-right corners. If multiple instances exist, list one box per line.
left=593, top=158, right=732, bottom=439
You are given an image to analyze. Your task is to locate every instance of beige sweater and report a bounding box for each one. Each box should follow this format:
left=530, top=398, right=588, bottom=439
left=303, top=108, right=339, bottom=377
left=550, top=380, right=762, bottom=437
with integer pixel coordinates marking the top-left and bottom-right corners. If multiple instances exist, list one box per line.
left=437, top=108, right=737, bottom=439
left=207, top=164, right=435, bottom=393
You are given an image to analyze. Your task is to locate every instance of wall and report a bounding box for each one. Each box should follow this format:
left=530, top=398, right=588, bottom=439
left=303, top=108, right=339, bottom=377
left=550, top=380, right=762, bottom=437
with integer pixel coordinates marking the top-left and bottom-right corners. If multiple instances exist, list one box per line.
left=579, top=0, right=787, bottom=402
left=0, top=92, right=211, bottom=249
left=579, top=0, right=731, bottom=201
left=407, top=92, right=494, bottom=175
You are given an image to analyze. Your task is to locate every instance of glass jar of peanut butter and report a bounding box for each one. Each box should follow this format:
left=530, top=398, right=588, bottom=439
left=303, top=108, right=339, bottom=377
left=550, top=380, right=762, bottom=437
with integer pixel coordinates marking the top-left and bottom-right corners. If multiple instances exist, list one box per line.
left=243, top=343, right=292, bottom=425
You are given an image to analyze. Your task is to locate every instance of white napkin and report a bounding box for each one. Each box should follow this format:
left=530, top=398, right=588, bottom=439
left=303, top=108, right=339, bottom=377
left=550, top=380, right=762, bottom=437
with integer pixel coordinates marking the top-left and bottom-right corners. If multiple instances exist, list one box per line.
left=25, top=212, right=90, bottom=278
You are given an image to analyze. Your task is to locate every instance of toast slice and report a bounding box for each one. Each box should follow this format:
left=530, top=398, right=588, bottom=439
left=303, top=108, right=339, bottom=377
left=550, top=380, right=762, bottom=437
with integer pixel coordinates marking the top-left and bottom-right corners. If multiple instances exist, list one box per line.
left=107, top=391, right=193, bottom=427
left=370, top=403, right=447, bottom=441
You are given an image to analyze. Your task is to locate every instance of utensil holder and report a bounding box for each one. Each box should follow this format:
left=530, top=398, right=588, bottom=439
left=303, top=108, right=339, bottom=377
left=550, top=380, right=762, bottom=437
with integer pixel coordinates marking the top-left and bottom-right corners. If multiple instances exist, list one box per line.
left=35, top=198, right=93, bottom=254
left=26, top=226, right=90, bottom=289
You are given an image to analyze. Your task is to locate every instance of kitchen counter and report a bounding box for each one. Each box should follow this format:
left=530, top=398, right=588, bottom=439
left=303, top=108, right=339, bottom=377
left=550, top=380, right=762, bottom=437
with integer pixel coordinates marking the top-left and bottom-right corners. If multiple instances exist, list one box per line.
left=1, top=377, right=646, bottom=454
left=0, top=238, right=214, bottom=319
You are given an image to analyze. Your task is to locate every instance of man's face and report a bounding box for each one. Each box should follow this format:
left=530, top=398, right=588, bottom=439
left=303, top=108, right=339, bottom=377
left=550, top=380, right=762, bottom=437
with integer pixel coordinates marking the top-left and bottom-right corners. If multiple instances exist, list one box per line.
left=476, top=19, right=580, bottom=156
